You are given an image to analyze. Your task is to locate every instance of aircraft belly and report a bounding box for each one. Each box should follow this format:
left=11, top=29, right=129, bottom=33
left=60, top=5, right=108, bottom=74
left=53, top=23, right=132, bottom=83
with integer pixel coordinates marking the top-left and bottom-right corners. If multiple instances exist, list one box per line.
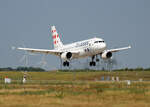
left=70, top=45, right=105, bottom=59
left=73, top=50, right=93, bottom=59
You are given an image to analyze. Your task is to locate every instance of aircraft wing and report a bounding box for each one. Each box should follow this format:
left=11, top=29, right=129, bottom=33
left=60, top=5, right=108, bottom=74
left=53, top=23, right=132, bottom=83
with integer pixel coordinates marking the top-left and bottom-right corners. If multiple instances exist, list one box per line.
left=17, top=47, right=62, bottom=56
left=17, top=47, right=80, bottom=56
left=107, top=45, right=131, bottom=52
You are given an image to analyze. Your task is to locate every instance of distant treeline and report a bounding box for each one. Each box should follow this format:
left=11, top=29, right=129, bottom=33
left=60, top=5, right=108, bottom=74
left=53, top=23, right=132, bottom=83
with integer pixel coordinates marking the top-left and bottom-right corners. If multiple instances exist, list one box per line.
left=0, top=67, right=150, bottom=72
left=60, top=67, right=150, bottom=72
left=0, top=67, right=45, bottom=72
left=116, top=67, right=150, bottom=71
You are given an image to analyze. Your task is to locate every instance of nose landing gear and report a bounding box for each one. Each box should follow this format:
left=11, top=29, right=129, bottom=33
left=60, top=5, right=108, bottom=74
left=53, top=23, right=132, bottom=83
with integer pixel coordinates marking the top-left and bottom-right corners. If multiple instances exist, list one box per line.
left=96, top=55, right=99, bottom=62
left=89, top=55, right=100, bottom=66
left=89, top=56, right=96, bottom=66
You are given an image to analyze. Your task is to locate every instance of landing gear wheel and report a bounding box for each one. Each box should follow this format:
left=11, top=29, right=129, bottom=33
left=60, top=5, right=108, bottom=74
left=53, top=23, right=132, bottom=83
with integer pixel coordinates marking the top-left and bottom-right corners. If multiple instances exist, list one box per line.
left=89, top=61, right=96, bottom=66
left=63, top=62, right=66, bottom=66
left=63, top=61, right=69, bottom=67
left=96, top=59, right=99, bottom=62
left=90, top=62, right=93, bottom=66
left=66, top=62, right=69, bottom=66
left=93, top=62, right=96, bottom=66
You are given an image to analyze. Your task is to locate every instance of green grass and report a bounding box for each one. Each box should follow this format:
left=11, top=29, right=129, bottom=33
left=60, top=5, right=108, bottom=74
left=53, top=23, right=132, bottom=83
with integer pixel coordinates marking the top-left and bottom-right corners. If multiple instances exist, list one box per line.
left=0, top=71, right=150, bottom=107
left=0, top=70, right=150, bottom=82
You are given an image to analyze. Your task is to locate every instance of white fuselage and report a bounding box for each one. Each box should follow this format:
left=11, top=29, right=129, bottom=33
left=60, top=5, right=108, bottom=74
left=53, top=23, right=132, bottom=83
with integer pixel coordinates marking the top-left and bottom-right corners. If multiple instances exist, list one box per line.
left=57, top=37, right=106, bottom=60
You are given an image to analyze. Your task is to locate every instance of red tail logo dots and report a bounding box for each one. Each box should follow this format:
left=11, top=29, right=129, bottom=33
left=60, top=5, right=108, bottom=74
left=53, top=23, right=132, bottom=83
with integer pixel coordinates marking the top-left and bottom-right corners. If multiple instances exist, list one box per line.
left=53, top=35, right=56, bottom=39
left=54, top=41, right=57, bottom=44
left=51, top=26, right=63, bottom=49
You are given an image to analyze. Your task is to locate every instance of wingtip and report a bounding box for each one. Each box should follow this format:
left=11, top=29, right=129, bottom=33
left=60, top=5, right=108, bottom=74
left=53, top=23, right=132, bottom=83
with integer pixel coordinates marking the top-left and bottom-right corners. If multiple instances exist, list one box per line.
left=17, top=47, right=24, bottom=50
left=128, top=45, right=131, bottom=48
left=11, top=46, right=16, bottom=50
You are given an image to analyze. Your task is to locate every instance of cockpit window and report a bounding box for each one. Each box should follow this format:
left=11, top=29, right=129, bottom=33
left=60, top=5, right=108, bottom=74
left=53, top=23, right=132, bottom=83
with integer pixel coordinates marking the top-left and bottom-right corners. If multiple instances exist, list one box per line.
left=94, top=41, right=99, bottom=43
left=94, top=41, right=104, bottom=43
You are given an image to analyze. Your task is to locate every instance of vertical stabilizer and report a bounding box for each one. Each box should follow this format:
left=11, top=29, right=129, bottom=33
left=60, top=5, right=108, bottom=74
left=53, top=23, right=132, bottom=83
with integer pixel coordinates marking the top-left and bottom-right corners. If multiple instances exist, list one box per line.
left=51, top=26, right=63, bottom=49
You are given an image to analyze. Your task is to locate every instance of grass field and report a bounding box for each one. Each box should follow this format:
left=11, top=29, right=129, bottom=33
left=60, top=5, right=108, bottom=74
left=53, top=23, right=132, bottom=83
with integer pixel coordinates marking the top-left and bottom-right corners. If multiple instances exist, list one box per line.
left=0, top=70, right=150, bottom=107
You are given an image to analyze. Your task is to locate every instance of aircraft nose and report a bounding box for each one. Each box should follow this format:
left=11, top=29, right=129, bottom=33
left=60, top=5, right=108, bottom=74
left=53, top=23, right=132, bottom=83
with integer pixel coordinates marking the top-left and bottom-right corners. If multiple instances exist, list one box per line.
left=102, top=43, right=106, bottom=49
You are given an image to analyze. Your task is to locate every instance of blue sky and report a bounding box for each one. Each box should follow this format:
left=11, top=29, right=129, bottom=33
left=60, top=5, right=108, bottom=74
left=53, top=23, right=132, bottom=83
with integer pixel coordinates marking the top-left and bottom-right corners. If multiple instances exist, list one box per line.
left=0, top=0, right=150, bottom=70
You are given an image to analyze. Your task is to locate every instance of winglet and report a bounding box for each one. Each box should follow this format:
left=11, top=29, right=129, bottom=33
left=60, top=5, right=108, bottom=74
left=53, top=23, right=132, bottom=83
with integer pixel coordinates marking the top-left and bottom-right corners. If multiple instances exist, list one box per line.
left=128, top=45, right=131, bottom=48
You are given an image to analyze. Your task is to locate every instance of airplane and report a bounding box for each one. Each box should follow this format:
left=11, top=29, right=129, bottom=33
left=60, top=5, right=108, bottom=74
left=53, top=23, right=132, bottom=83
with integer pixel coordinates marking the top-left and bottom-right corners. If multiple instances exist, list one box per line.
left=18, top=26, right=131, bottom=67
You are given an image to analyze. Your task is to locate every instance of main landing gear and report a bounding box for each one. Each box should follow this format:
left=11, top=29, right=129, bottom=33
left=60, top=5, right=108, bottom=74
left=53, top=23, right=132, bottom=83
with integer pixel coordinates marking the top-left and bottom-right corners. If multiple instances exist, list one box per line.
left=89, top=55, right=99, bottom=66
left=90, top=61, right=96, bottom=66
left=63, top=61, right=69, bottom=67
left=62, top=55, right=100, bottom=67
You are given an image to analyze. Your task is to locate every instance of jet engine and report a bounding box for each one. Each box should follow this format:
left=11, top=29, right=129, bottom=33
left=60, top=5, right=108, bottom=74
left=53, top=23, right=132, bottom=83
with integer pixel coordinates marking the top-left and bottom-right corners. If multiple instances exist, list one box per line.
left=61, top=52, right=72, bottom=60
left=101, top=51, right=112, bottom=59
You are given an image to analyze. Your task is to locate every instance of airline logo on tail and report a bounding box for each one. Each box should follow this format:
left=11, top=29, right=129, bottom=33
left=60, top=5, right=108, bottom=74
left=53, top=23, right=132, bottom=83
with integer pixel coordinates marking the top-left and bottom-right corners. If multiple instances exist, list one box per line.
left=51, top=26, right=63, bottom=49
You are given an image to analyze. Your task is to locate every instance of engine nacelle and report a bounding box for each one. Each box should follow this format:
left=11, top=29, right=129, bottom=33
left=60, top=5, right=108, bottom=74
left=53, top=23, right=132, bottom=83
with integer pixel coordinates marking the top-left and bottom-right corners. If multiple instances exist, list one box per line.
left=101, top=51, right=112, bottom=59
left=61, top=52, right=72, bottom=60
